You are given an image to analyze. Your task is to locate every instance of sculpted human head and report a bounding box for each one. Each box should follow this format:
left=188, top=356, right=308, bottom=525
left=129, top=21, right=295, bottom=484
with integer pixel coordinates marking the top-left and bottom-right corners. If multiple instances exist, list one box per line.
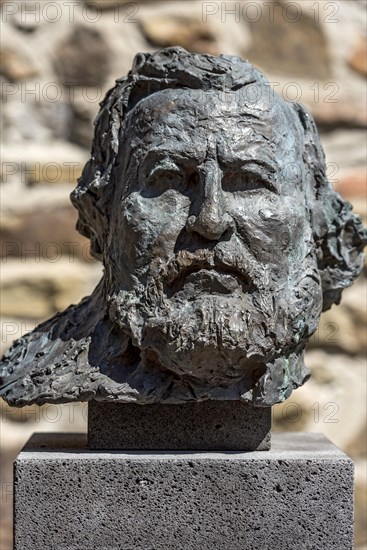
left=103, top=87, right=318, bottom=391
left=0, top=47, right=365, bottom=407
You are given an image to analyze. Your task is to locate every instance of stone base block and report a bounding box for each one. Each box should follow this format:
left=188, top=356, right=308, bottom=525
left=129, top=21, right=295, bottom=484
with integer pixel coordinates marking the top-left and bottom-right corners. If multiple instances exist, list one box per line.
left=14, top=432, right=353, bottom=550
left=88, top=400, right=271, bottom=450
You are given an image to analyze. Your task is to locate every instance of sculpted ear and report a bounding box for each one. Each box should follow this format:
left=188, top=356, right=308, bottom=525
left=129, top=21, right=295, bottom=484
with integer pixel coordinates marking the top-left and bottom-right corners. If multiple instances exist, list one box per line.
left=292, top=102, right=366, bottom=311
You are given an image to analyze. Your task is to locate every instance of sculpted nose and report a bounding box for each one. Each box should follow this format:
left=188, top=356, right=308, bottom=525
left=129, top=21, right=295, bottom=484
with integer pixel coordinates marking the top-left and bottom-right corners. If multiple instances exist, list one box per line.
left=186, top=161, right=234, bottom=240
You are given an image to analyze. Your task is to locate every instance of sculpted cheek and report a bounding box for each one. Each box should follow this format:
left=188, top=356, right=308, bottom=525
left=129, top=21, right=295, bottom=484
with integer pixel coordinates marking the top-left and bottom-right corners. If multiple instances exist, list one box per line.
left=120, top=191, right=189, bottom=269
left=258, top=197, right=310, bottom=263
left=232, top=197, right=305, bottom=284
left=120, top=196, right=155, bottom=251
left=230, top=196, right=306, bottom=268
left=148, top=192, right=189, bottom=245
left=228, top=198, right=281, bottom=262
left=256, top=207, right=292, bottom=256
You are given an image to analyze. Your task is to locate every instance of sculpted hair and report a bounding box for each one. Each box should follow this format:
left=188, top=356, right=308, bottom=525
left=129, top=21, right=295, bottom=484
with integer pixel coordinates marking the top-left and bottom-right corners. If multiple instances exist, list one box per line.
left=291, top=102, right=366, bottom=310
left=71, top=46, right=366, bottom=310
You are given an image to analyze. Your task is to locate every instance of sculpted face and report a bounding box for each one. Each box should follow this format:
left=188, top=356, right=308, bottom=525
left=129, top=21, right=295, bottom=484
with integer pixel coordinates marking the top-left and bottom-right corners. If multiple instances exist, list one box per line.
left=106, top=89, right=322, bottom=388
left=1, top=48, right=364, bottom=407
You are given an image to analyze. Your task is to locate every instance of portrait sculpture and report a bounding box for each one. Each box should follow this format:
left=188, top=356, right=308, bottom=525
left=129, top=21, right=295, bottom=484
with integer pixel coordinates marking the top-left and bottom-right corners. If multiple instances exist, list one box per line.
left=1, top=47, right=365, bottom=407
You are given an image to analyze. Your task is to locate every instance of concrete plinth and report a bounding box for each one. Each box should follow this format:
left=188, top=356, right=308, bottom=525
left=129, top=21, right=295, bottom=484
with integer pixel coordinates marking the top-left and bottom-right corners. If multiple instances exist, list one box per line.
left=88, top=401, right=271, bottom=451
left=14, top=432, right=353, bottom=550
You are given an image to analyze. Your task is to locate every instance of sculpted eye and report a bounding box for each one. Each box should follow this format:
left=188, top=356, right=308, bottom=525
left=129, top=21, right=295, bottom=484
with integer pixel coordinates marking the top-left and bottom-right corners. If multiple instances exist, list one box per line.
left=222, top=171, right=271, bottom=193
left=145, top=166, right=200, bottom=197
left=188, top=171, right=200, bottom=186
left=147, top=168, right=184, bottom=194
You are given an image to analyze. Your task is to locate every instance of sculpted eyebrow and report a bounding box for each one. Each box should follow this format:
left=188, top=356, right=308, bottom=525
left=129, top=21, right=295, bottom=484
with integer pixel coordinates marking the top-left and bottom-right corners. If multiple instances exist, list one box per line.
left=221, top=157, right=277, bottom=175
left=143, top=148, right=204, bottom=165
left=222, top=159, right=278, bottom=193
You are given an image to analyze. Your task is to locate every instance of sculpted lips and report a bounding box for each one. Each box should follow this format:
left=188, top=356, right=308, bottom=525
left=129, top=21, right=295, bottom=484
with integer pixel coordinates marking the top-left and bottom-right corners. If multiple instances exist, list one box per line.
left=177, top=268, right=244, bottom=294
left=164, top=250, right=253, bottom=296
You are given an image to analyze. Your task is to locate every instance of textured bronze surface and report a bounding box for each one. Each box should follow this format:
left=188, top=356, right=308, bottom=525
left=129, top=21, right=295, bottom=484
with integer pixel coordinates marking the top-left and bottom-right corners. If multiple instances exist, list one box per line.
left=1, top=47, right=365, bottom=407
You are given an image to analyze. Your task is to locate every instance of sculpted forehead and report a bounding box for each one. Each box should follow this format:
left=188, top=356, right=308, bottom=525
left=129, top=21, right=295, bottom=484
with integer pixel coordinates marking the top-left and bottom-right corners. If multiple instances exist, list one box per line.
left=123, top=88, right=300, bottom=163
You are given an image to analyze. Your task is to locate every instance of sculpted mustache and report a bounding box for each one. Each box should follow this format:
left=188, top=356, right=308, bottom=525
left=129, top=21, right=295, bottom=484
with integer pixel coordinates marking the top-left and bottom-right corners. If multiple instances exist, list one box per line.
left=162, top=249, right=255, bottom=285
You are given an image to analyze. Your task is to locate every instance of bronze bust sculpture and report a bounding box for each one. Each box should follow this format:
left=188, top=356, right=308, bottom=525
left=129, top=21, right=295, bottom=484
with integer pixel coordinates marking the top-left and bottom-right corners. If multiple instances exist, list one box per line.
left=1, top=47, right=365, bottom=407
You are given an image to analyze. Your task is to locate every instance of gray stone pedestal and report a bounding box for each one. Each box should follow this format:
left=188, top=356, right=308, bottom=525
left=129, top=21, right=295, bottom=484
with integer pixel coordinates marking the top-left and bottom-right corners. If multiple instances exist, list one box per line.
left=88, top=401, right=271, bottom=451
left=14, top=432, right=353, bottom=550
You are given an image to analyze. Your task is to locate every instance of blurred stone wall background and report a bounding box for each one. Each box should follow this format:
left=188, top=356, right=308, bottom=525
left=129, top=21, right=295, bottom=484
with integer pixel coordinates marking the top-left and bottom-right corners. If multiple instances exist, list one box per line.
left=0, top=0, right=366, bottom=547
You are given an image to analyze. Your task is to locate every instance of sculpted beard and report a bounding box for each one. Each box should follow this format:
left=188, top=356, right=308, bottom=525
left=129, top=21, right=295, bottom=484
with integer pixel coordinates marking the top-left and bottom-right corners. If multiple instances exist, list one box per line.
left=107, top=248, right=322, bottom=387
